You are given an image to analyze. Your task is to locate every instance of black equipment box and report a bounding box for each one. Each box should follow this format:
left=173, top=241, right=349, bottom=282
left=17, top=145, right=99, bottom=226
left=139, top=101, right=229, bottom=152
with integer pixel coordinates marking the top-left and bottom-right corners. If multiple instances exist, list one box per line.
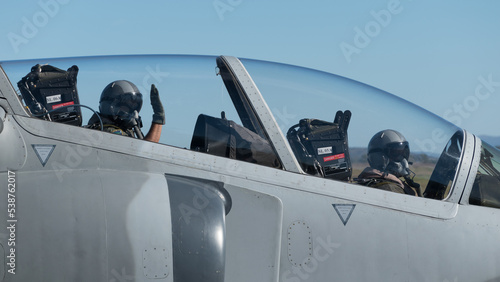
left=191, top=113, right=282, bottom=169
left=287, top=110, right=352, bottom=181
left=17, top=64, right=82, bottom=126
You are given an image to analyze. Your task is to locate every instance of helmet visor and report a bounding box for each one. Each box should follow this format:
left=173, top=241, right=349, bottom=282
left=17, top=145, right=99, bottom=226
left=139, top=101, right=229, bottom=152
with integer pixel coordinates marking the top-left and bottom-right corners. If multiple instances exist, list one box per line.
left=385, top=141, right=410, bottom=162
left=100, top=92, right=143, bottom=118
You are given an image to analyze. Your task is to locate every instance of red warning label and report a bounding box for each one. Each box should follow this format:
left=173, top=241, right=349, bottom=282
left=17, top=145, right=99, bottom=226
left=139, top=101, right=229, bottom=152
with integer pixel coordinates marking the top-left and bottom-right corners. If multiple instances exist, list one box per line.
left=52, top=101, right=75, bottom=109
left=323, top=153, right=345, bottom=162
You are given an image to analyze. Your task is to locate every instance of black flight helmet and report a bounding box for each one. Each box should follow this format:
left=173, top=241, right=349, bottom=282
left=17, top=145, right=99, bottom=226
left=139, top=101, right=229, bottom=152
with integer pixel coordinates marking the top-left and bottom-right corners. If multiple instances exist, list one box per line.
left=99, top=80, right=143, bottom=122
left=367, top=129, right=410, bottom=172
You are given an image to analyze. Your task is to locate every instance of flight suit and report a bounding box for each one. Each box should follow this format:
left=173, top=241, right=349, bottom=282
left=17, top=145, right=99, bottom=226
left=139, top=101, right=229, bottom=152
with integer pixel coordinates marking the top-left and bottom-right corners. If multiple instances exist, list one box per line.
left=86, top=113, right=135, bottom=137
left=356, top=167, right=416, bottom=196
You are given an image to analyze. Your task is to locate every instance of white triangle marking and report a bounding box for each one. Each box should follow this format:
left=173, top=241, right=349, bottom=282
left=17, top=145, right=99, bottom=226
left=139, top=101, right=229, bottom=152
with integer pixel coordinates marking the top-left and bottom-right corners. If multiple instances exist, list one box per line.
left=333, top=204, right=356, bottom=226
left=32, top=145, right=56, bottom=167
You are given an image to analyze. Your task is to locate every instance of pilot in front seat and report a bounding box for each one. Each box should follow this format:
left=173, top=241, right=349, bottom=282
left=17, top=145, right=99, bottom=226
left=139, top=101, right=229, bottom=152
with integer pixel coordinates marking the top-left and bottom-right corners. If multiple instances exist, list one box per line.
left=87, top=80, right=165, bottom=143
left=356, top=129, right=420, bottom=196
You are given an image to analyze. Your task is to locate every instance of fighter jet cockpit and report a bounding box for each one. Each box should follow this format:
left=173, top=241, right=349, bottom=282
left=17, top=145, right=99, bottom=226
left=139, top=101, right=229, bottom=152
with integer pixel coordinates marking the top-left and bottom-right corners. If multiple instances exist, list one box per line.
left=1, top=55, right=498, bottom=208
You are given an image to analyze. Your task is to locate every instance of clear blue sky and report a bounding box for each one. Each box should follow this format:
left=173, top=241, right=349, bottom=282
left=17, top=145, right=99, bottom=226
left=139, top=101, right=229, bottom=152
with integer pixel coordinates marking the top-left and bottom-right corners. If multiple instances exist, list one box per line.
left=1, top=0, right=500, bottom=136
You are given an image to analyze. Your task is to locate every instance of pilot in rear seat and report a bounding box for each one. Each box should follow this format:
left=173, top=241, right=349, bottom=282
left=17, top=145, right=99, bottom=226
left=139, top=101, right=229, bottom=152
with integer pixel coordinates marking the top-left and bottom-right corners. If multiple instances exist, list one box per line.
left=356, top=130, right=420, bottom=196
left=87, top=80, right=165, bottom=142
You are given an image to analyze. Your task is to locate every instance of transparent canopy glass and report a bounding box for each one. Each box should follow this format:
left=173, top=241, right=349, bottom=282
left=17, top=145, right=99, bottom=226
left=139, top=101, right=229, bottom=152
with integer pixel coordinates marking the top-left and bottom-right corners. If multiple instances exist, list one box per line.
left=1, top=55, right=464, bottom=198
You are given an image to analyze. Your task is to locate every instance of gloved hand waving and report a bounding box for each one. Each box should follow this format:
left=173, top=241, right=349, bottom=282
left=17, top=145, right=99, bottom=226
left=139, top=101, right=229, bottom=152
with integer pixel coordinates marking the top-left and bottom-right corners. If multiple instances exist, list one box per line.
left=150, top=84, right=165, bottom=125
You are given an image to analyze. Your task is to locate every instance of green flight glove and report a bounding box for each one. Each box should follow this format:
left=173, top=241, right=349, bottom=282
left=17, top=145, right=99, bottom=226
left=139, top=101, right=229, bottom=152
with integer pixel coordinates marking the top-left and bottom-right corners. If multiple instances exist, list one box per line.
left=150, top=84, right=165, bottom=125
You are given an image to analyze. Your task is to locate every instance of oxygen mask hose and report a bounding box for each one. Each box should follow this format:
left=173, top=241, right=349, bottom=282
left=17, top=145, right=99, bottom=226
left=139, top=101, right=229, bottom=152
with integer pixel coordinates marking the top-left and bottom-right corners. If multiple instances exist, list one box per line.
left=130, top=110, right=144, bottom=139
left=404, top=169, right=422, bottom=197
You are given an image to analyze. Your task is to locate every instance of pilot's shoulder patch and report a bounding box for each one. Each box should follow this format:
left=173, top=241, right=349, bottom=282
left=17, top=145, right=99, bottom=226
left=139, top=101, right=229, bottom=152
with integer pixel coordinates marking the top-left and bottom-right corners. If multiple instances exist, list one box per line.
left=103, top=124, right=128, bottom=136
